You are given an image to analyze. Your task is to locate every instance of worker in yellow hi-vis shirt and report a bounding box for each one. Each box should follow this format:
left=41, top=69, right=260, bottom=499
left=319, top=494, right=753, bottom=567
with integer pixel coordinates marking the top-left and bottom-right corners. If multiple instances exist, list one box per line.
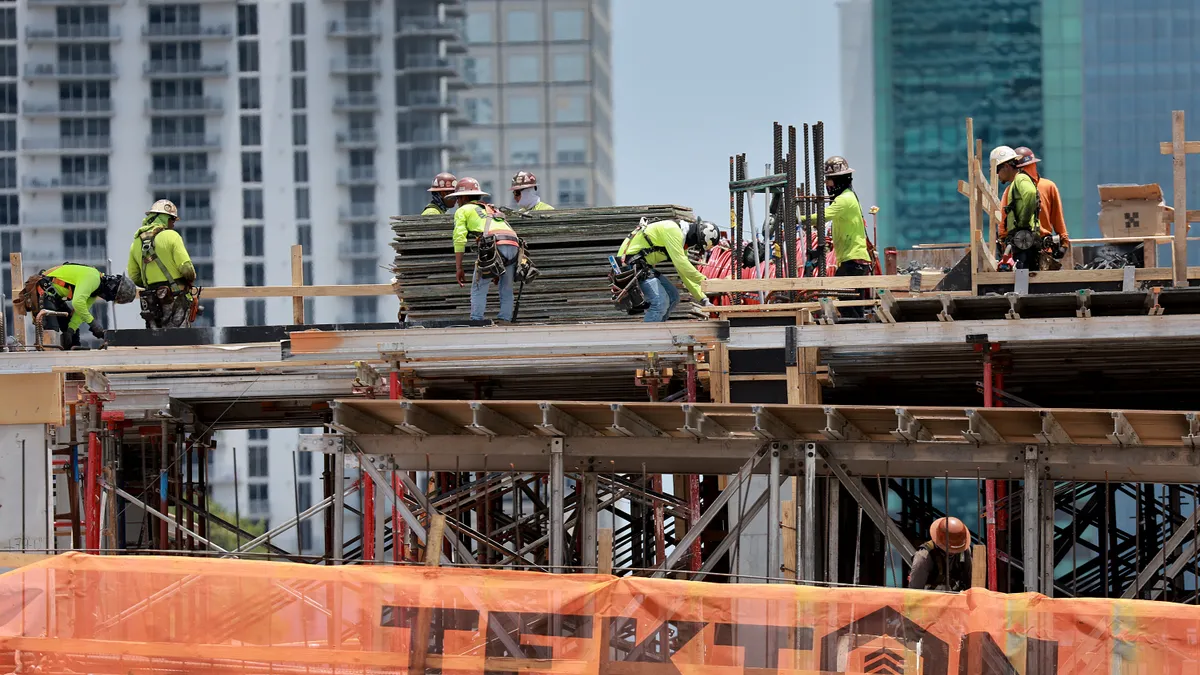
left=128, top=199, right=198, bottom=328
left=616, top=219, right=718, bottom=322
left=29, top=264, right=135, bottom=349
left=510, top=171, right=555, bottom=212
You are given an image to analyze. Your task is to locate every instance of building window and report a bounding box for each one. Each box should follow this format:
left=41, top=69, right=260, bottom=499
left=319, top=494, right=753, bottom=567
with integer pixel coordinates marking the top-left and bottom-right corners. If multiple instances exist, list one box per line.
left=243, top=225, right=264, bottom=257
left=556, top=136, right=587, bottom=165
left=292, top=115, right=307, bottom=145
left=464, top=56, right=491, bottom=85
left=351, top=260, right=376, bottom=284
left=297, top=451, right=312, bottom=476
left=0, top=157, right=13, bottom=189
left=509, top=138, right=540, bottom=166
left=505, top=10, right=538, bottom=42
left=0, top=196, right=17, bottom=226
left=244, top=298, right=266, bottom=325
left=465, top=98, right=493, bottom=125
left=183, top=227, right=213, bottom=258
left=242, top=188, right=264, bottom=219
left=554, top=94, right=587, bottom=123
left=0, top=83, right=14, bottom=114
left=553, top=54, right=586, bottom=82
left=465, top=12, right=492, bottom=43
left=294, top=151, right=309, bottom=182
left=240, top=116, right=261, bottom=145
left=464, top=138, right=494, bottom=167
left=508, top=95, right=540, bottom=124
left=238, top=42, right=259, bottom=73
left=237, top=3, right=258, bottom=36
left=295, top=188, right=310, bottom=220
left=62, top=229, right=106, bottom=261
left=507, top=54, right=540, bottom=83
left=290, top=41, right=306, bottom=73
left=248, top=483, right=269, bottom=515
left=239, top=79, right=260, bottom=109
left=558, top=178, right=587, bottom=207
left=296, top=481, right=312, bottom=550
left=0, top=7, right=15, bottom=41
left=552, top=10, right=586, bottom=41
left=0, top=46, right=15, bottom=78
left=248, top=445, right=268, bottom=478
left=352, top=297, right=377, bottom=323
left=290, top=2, right=305, bottom=35
left=244, top=262, right=265, bottom=286
left=241, top=152, right=263, bottom=182
left=297, top=224, right=312, bottom=251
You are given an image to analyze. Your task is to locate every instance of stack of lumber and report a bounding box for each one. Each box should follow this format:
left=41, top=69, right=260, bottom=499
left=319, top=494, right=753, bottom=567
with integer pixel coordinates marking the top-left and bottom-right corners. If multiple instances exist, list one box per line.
left=390, top=205, right=697, bottom=323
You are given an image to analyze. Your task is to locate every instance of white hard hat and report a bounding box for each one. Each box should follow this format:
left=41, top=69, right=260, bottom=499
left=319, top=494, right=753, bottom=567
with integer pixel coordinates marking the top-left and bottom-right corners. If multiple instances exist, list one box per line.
left=989, top=146, right=1019, bottom=167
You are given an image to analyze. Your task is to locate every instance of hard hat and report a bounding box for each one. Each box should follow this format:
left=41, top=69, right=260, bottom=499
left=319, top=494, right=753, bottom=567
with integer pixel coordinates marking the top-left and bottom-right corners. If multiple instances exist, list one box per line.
left=823, top=156, right=854, bottom=177
left=428, top=172, right=457, bottom=193
left=101, top=274, right=137, bottom=304
left=1014, top=146, right=1041, bottom=168
left=990, top=146, right=1020, bottom=168
left=146, top=199, right=179, bottom=219
left=929, top=516, right=970, bottom=554
left=445, top=177, right=489, bottom=200
left=511, top=171, right=538, bottom=191
left=682, top=220, right=720, bottom=253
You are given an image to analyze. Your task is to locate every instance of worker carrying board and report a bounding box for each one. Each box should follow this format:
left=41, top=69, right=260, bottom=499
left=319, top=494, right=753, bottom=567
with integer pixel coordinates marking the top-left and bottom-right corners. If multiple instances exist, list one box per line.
left=422, top=172, right=460, bottom=216
left=128, top=199, right=200, bottom=329
left=510, top=171, right=555, bottom=212
left=450, top=177, right=538, bottom=324
left=908, top=516, right=974, bottom=592
left=611, top=218, right=718, bottom=322
left=18, top=264, right=136, bottom=349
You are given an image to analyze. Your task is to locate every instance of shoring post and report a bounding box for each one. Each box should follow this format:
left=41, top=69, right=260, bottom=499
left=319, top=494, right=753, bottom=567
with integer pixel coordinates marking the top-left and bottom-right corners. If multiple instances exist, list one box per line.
left=581, top=473, right=598, bottom=570
left=84, top=398, right=103, bottom=553
left=685, top=345, right=702, bottom=571
left=1023, top=445, right=1040, bottom=592
left=982, top=343, right=999, bottom=591
left=802, top=443, right=817, bottom=582
left=333, top=438, right=346, bottom=563
left=159, top=419, right=168, bottom=551
left=363, top=457, right=375, bottom=563
left=388, top=366, right=403, bottom=563
left=767, top=446, right=781, bottom=582
left=827, top=478, right=840, bottom=584
left=549, top=438, right=565, bottom=572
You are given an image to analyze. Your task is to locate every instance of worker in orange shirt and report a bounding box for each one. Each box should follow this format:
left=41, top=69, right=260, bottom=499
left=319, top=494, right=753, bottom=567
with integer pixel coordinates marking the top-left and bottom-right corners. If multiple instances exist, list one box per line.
left=998, top=147, right=1070, bottom=266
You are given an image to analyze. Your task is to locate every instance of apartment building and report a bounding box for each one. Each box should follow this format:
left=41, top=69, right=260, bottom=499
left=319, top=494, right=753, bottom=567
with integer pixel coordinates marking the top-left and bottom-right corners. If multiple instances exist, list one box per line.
left=455, top=0, right=613, bottom=208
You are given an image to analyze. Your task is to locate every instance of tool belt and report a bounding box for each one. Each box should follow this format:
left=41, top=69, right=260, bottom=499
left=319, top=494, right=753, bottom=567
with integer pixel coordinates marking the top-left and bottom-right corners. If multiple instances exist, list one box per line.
left=609, top=254, right=653, bottom=314
left=515, top=239, right=540, bottom=284
left=1007, top=228, right=1040, bottom=252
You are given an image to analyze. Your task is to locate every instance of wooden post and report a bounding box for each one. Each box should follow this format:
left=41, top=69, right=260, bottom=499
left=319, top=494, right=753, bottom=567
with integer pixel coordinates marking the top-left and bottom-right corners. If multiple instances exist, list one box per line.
left=781, top=498, right=797, bottom=580
left=989, top=155, right=1000, bottom=251
left=598, top=527, right=613, bottom=575
left=1173, top=110, right=1188, bottom=286
left=410, top=514, right=445, bottom=675
left=290, top=244, right=305, bottom=324
left=966, top=120, right=980, bottom=295
left=972, top=543, right=987, bottom=588
left=9, top=252, right=23, bottom=346
left=709, top=342, right=729, bottom=404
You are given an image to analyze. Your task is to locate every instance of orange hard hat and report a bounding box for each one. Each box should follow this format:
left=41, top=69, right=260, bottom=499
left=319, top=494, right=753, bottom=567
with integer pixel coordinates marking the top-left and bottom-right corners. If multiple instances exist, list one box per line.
left=930, top=517, right=970, bottom=553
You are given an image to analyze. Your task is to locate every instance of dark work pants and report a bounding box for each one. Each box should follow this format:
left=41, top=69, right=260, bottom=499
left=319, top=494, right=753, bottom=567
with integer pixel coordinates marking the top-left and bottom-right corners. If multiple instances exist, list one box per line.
left=1012, top=247, right=1041, bottom=271
left=835, top=259, right=873, bottom=319
left=43, top=293, right=78, bottom=349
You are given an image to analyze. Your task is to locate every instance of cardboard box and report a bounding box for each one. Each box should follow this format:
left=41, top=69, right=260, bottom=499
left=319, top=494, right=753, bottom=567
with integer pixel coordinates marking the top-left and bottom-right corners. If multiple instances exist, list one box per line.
left=1097, top=184, right=1169, bottom=239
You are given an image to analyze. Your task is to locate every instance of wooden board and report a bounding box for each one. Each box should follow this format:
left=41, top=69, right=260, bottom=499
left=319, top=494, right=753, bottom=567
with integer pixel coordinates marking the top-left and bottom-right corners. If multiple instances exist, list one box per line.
left=202, top=283, right=393, bottom=299
left=704, top=274, right=943, bottom=294
left=0, top=372, right=63, bottom=424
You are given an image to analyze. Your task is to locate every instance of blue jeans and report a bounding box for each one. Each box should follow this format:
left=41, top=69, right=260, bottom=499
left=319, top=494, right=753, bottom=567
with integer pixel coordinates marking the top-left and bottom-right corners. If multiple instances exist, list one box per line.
left=471, top=248, right=517, bottom=322
left=640, top=274, right=679, bottom=322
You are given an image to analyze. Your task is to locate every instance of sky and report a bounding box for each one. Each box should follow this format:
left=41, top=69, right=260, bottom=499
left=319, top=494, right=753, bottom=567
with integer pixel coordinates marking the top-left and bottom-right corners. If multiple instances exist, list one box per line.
left=611, top=0, right=844, bottom=226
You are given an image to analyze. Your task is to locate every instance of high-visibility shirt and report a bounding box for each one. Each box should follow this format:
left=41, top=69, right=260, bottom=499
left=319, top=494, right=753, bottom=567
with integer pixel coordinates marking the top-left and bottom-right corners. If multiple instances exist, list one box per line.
left=1002, top=171, right=1041, bottom=237
left=422, top=201, right=446, bottom=216
left=999, top=171, right=1066, bottom=240
left=44, top=264, right=102, bottom=330
left=617, top=219, right=706, bottom=301
left=452, top=201, right=520, bottom=253
left=801, top=189, right=869, bottom=265
left=529, top=201, right=555, bottom=211
left=128, top=218, right=194, bottom=287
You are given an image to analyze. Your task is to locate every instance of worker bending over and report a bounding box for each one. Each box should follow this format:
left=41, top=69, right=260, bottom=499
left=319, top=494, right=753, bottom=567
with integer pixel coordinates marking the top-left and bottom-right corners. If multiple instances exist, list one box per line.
left=450, top=177, right=523, bottom=324
left=617, top=218, right=718, bottom=322
left=908, top=517, right=974, bottom=592
left=22, top=264, right=136, bottom=349
left=511, top=171, right=554, bottom=212
left=128, top=199, right=198, bottom=329
left=422, top=173, right=459, bottom=216
left=802, top=156, right=871, bottom=318
left=992, top=145, right=1042, bottom=270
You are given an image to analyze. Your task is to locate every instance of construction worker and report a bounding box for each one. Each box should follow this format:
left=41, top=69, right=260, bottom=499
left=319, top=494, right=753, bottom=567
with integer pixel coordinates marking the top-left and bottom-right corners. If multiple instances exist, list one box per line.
left=422, top=172, right=459, bottom=216
left=908, top=516, right=974, bottom=592
left=511, top=171, right=554, bottom=212
left=32, top=264, right=136, bottom=349
left=802, top=156, right=871, bottom=318
left=992, top=145, right=1042, bottom=270
left=128, top=199, right=198, bottom=329
left=1000, top=147, right=1070, bottom=266
left=449, top=177, right=523, bottom=324
left=617, top=218, right=719, bottom=322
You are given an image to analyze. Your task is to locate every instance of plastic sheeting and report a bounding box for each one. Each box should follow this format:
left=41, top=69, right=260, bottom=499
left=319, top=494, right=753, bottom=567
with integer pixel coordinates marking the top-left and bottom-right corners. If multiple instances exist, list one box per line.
left=0, top=552, right=1198, bottom=673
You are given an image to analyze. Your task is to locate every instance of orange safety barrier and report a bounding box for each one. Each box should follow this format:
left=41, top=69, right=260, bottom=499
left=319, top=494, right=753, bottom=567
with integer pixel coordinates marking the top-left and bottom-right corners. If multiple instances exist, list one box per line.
left=0, top=552, right=1199, bottom=673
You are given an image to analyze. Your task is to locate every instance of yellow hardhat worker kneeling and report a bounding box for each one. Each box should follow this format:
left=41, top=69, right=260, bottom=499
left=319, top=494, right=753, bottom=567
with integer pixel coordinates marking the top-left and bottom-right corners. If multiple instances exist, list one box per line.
left=128, top=199, right=200, bottom=329
left=18, top=264, right=136, bottom=349
left=908, top=516, right=973, bottom=592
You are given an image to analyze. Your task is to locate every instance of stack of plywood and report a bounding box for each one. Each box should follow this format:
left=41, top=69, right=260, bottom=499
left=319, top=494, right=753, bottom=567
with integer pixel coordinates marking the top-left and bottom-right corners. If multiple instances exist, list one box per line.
left=390, top=205, right=697, bottom=323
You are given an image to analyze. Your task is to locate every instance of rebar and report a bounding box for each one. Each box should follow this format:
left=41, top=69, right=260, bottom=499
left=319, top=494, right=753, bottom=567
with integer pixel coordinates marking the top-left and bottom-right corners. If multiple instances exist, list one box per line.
left=803, top=124, right=812, bottom=276
left=786, top=126, right=798, bottom=281
left=773, top=122, right=783, bottom=175
left=734, top=155, right=745, bottom=284
left=33, top=309, right=68, bottom=351
left=814, top=121, right=826, bottom=277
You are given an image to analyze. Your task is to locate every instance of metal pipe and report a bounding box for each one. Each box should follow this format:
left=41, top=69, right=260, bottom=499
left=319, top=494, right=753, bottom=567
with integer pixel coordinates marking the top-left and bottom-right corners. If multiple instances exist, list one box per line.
left=581, top=473, right=598, bottom=570
left=84, top=401, right=102, bottom=552
left=160, top=420, right=168, bottom=550
left=111, top=484, right=226, bottom=553
left=802, top=443, right=817, bottom=581
left=333, top=439, right=345, bottom=563
left=549, top=439, right=564, bottom=572
left=767, top=447, right=781, bottom=583
left=362, top=456, right=375, bottom=562
left=983, top=347, right=999, bottom=590
left=1023, top=448, right=1039, bottom=592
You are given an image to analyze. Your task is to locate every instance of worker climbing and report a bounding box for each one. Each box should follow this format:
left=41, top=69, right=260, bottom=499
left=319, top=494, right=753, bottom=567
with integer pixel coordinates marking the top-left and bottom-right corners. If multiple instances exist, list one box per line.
left=422, top=172, right=460, bottom=216
left=511, top=171, right=554, bottom=212
left=801, top=156, right=875, bottom=318
left=908, top=516, right=974, bottom=592
left=613, top=218, right=718, bottom=322
left=128, top=199, right=200, bottom=329
left=450, top=177, right=527, bottom=324
left=18, top=264, right=136, bottom=349
left=993, top=145, right=1043, bottom=271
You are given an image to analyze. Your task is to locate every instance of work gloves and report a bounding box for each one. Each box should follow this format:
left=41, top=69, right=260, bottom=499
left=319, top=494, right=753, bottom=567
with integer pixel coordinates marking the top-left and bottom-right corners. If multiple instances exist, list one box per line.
left=89, top=324, right=105, bottom=340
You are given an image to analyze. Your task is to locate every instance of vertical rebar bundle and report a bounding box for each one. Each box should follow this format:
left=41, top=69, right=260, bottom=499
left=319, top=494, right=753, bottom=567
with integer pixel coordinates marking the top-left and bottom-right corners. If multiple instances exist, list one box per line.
left=786, top=126, right=798, bottom=281
left=734, top=154, right=746, bottom=283
left=814, top=121, right=826, bottom=277
left=803, top=124, right=812, bottom=277
left=729, top=156, right=738, bottom=283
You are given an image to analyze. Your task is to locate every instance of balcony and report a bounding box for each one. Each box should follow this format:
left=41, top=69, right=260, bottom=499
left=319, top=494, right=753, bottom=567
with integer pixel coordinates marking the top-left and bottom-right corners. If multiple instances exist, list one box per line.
left=328, top=19, right=381, bottom=38
left=397, top=54, right=458, bottom=76
left=147, top=171, right=218, bottom=188
left=22, top=100, right=114, bottom=117
left=336, top=129, right=378, bottom=148
left=23, top=174, right=110, bottom=190
left=339, top=203, right=377, bottom=223
left=338, top=240, right=378, bottom=258
left=403, top=91, right=457, bottom=113
left=333, top=93, right=379, bottom=111
left=180, top=207, right=214, bottom=225
left=143, top=60, right=229, bottom=77
left=442, top=1, right=466, bottom=18
left=25, top=24, right=121, bottom=42
left=396, top=15, right=463, bottom=39
left=19, top=210, right=108, bottom=228
left=143, top=23, right=233, bottom=39
left=28, top=0, right=125, bottom=5
left=24, top=62, right=116, bottom=80
left=338, top=167, right=378, bottom=185
left=148, top=133, right=221, bottom=151
left=21, top=136, right=112, bottom=154
left=146, top=96, right=224, bottom=115
left=330, top=57, right=381, bottom=75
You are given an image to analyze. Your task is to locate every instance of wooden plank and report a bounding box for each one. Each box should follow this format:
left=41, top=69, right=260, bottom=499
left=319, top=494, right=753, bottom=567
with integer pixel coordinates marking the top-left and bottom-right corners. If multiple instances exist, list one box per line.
left=0, top=373, right=63, bottom=424
left=202, top=283, right=393, bottom=299
left=703, top=273, right=943, bottom=294
left=411, top=513, right=445, bottom=675
left=709, top=342, right=729, bottom=404
left=781, top=499, right=797, bottom=580
left=974, top=267, right=1176, bottom=285
left=989, top=150, right=1000, bottom=249
left=732, top=373, right=789, bottom=383
left=1159, top=140, right=1200, bottom=155
left=967, top=119, right=980, bottom=286
left=9, top=252, right=23, bottom=346
left=290, top=244, right=305, bottom=324
left=975, top=230, right=998, bottom=273
left=598, top=527, right=613, bottom=575
left=785, top=366, right=801, bottom=405
left=1173, top=111, right=1189, bottom=286
left=972, top=544, right=987, bottom=588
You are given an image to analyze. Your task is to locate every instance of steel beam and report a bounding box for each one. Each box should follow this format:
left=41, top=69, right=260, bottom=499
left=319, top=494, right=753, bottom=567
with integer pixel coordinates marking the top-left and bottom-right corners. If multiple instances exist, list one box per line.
left=802, top=443, right=817, bottom=581
left=549, top=439, right=565, bottom=572
left=767, top=446, right=781, bottom=582
left=819, top=445, right=917, bottom=565
left=1123, top=506, right=1200, bottom=599
left=694, top=471, right=786, bottom=581
left=1023, top=445, right=1040, bottom=593
left=580, top=473, right=598, bottom=570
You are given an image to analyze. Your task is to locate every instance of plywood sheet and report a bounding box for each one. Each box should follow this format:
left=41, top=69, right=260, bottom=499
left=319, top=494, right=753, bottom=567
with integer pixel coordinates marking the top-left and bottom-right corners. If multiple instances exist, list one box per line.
left=0, top=373, right=63, bottom=425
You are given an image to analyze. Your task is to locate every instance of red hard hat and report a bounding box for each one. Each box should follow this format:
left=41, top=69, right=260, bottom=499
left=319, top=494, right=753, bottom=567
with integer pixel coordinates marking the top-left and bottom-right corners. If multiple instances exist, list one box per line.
left=511, top=171, right=538, bottom=190
left=428, top=172, right=458, bottom=193
left=446, top=177, right=488, bottom=199
left=1014, top=147, right=1040, bottom=168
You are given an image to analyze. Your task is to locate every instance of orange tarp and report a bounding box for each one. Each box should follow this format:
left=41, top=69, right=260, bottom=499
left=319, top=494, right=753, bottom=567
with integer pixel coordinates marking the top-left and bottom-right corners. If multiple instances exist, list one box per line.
left=0, top=552, right=1198, bottom=673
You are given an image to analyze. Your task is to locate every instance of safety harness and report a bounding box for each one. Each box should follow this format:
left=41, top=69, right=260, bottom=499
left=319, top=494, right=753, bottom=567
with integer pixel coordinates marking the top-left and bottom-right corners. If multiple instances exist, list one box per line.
left=609, top=218, right=667, bottom=314
left=139, top=225, right=181, bottom=294
left=1003, top=172, right=1043, bottom=251
left=471, top=203, right=522, bottom=280
left=917, top=540, right=972, bottom=592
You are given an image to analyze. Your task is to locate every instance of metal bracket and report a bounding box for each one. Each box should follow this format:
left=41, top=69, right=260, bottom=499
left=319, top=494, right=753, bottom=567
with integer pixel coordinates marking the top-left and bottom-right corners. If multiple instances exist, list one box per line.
left=1108, top=411, right=1141, bottom=447
left=1184, top=412, right=1200, bottom=449
left=909, top=272, right=922, bottom=293
left=1076, top=289, right=1092, bottom=318
left=1014, top=268, right=1030, bottom=295
left=892, top=408, right=931, bottom=443
left=1036, top=411, right=1072, bottom=445
left=467, top=402, right=527, bottom=437
left=298, top=434, right=344, bottom=454
left=784, top=326, right=798, bottom=367
left=535, top=403, right=599, bottom=437
left=680, top=404, right=729, bottom=438
left=1146, top=287, right=1164, bottom=316
left=963, top=409, right=1003, bottom=445
left=1004, top=292, right=1022, bottom=320
left=818, top=297, right=838, bottom=325
left=609, top=404, right=663, bottom=437
left=823, top=406, right=866, bottom=441
left=937, top=294, right=955, bottom=322
left=751, top=406, right=795, bottom=440
left=1122, top=265, right=1136, bottom=292
left=395, top=401, right=460, bottom=437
